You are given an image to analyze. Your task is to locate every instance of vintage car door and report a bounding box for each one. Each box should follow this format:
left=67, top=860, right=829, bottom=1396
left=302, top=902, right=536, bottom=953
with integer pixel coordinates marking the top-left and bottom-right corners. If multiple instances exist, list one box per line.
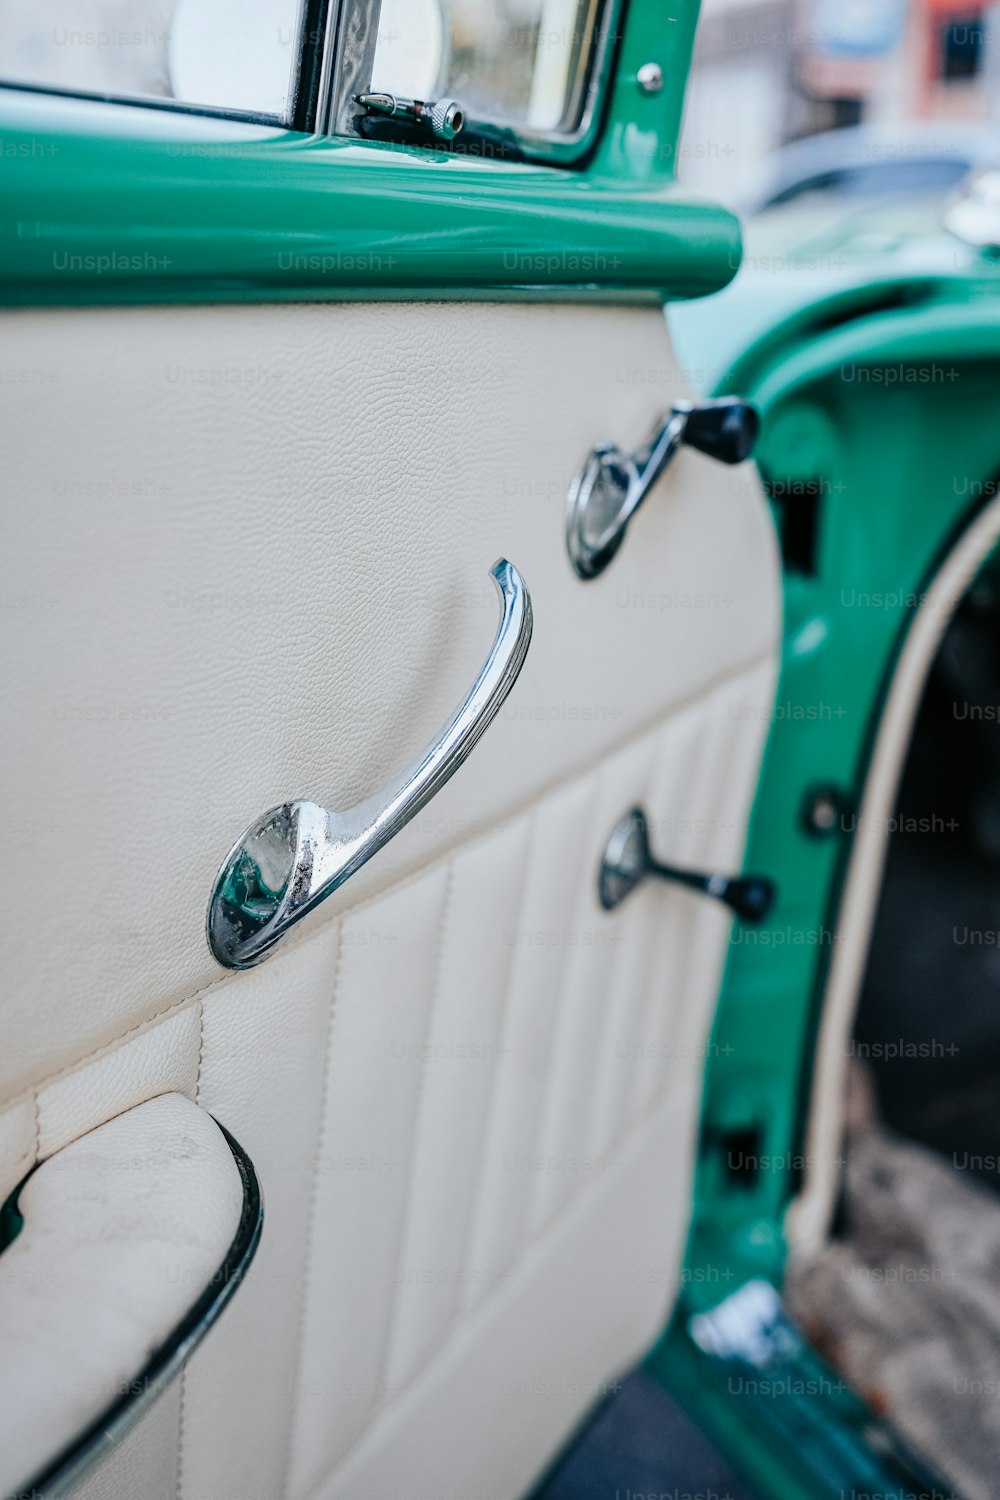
left=0, top=2, right=780, bottom=1497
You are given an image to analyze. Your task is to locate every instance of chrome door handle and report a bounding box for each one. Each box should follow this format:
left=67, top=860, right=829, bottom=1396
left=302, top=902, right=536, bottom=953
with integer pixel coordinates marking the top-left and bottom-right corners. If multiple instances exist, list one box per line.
left=208, top=558, right=533, bottom=970
left=566, top=398, right=759, bottom=580
left=598, top=807, right=775, bottom=924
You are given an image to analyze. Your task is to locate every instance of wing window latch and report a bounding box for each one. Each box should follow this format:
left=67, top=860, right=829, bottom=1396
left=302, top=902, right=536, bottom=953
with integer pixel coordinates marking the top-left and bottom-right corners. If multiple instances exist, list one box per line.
left=354, top=91, right=465, bottom=140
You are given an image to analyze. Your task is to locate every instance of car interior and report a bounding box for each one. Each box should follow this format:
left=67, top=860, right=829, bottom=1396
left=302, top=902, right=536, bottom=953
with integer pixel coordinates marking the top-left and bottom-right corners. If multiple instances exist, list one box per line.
left=4, top=2, right=1000, bottom=1499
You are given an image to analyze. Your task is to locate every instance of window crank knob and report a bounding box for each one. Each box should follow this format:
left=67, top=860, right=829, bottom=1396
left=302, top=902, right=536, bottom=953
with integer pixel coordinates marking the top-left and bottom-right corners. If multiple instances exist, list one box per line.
left=675, top=397, right=760, bottom=466
left=429, top=99, right=465, bottom=140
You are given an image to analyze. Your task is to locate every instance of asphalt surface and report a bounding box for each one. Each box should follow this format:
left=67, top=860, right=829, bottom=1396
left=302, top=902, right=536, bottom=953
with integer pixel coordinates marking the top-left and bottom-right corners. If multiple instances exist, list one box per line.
left=533, top=1371, right=758, bottom=1500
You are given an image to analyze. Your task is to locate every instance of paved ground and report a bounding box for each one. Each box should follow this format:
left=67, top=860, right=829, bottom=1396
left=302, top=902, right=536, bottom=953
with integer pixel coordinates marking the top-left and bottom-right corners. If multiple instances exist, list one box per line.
left=534, top=1370, right=758, bottom=1500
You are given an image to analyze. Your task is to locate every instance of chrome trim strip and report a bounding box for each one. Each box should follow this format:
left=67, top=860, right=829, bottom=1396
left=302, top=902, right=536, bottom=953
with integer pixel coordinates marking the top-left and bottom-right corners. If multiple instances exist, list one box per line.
left=319, top=0, right=384, bottom=137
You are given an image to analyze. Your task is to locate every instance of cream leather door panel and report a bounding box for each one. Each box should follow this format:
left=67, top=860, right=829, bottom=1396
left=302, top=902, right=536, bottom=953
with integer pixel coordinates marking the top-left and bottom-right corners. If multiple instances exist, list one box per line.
left=0, top=300, right=779, bottom=1498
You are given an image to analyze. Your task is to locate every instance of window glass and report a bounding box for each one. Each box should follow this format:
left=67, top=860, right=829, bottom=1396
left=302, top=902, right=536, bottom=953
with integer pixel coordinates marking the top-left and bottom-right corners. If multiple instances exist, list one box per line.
left=372, top=0, right=605, bottom=136
left=0, top=0, right=306, bottom=121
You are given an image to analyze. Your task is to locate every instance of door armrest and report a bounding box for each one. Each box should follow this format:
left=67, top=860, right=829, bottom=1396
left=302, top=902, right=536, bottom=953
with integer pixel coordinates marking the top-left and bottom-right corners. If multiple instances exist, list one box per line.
left=0, top=1092, right=262, bottom=1500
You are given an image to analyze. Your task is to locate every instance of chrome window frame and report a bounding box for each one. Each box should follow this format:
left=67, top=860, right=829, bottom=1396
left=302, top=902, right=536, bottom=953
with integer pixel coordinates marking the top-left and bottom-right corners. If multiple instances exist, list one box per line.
left=327, top=0, right=624, bottom=166
left=319, top=0, right=385, bottom=136
left=0, top=0, right=621, bottom=165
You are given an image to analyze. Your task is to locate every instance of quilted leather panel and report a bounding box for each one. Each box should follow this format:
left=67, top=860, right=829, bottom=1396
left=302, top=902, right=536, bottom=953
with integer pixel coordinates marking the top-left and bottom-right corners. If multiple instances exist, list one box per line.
left=209, top=662, right=773, bottom=1500
left=320, top=1090, right=695, bottom=1500
left=0, top=658, right=770, bottom=1500
left=462, top=772, right=599, bottom=1303
left=290, top=868, right=453, bottom=1484
left=384, top=822, right=533, bottom=1394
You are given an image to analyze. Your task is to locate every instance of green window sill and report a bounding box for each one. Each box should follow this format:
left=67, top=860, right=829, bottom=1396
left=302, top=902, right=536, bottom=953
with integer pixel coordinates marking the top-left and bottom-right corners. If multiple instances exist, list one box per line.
left=0, top=70, right=740, bottom=308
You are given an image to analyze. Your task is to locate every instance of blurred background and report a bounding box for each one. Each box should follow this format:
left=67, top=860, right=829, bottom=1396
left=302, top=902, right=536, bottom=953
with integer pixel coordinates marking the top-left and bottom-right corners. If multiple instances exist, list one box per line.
left=5, top=0, right=998, bottom=201
left=680, top=0, right=1000, bottom=204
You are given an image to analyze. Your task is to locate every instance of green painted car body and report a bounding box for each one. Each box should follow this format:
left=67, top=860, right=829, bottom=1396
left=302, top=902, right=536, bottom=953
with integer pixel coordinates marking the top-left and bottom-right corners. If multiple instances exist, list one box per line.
left=659, top=179, right=1000, bottom=1498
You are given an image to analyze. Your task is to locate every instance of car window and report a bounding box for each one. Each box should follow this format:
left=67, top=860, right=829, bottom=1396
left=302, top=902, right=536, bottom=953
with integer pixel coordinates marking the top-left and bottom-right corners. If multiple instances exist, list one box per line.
left=0, top=0, right=307, bottom=121
left=0, top=0, right=617, bottom=161
left=369, top=0, right=614, bottom=155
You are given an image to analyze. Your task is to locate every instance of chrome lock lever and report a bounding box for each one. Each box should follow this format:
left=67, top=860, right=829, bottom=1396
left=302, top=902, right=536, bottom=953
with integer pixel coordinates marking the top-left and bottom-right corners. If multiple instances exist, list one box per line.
left=208, top=558, right=532, bottom=970
left=566, top=397, right=760, bottom=580
left=598, top=807, right=774, bottom=924
left=354, top=91, right=465, bottom=140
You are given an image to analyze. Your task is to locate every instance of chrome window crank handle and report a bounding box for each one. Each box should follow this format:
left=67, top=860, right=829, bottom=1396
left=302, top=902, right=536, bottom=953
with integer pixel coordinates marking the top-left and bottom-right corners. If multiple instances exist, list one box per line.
left=207, top=558, right=533, bottom=970
left=566, top=397, right=760, bottom=581
left=598, top=807, right=775, bottom=924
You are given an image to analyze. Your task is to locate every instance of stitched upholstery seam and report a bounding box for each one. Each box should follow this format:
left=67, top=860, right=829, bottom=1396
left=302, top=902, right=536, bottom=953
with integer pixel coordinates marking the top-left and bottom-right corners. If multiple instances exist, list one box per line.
left=584, top=734, right=659, bottom=1161
left=2, top=974, right=227, bottom=1119
left=372, top=858, right=454, bottom=1408
left=281, top=921, right=344, bottom=1500
left=193, top=998, right=206, bottom=1107
left=451, top=811, right=535, bottom=1321
left=300, top=1078, right=691, bottom=1500
left=525, top=752, right=612, bottom=1234
left=618, top=720, right=705, bottom=1126
left=271, top=650, right=775, bottom=953
left=299, top=703, right=739, bottom=1496
left=176, top=998, right=205, bottom=1500
left=298, top=715, right=715, bottom=1494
